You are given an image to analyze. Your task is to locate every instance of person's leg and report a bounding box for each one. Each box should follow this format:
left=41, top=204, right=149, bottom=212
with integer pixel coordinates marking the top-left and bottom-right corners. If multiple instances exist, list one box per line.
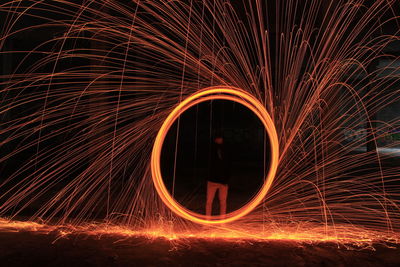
left=206, top=181, right=218, bottom=218
left=218, top=183, right=228, bottom=218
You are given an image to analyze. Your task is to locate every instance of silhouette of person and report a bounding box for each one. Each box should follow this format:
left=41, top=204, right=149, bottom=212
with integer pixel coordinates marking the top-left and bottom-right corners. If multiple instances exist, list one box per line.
left=206, top=133, right=230, bottom=219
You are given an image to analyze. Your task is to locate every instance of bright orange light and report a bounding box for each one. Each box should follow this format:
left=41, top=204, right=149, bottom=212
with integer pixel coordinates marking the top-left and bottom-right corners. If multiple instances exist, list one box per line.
left=2, top=218, right=396, bottom=245
left=151, top=86, right=279, bottom=224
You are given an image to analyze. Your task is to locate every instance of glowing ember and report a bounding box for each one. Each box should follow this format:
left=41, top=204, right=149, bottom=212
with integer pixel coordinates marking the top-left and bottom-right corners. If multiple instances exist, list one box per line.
left=0, top=218, right=398, bottom=247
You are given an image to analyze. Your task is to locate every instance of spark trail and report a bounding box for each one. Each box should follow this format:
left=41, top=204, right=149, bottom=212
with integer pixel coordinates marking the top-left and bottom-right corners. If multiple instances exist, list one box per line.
left=0, top=0, right=400, bottom=243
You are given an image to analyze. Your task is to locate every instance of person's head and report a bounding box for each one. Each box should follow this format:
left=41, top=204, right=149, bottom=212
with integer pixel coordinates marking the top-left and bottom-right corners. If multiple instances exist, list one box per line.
left=214, top=136, right=223, bottom=145
left=213, top=127, right=224, bottom=145
left=214, top=130, right=224, bottom=144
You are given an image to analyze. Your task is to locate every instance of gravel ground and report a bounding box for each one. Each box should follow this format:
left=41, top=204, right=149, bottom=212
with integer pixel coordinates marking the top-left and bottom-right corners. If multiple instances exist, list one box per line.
left=0, top=230, right=399, bottom=267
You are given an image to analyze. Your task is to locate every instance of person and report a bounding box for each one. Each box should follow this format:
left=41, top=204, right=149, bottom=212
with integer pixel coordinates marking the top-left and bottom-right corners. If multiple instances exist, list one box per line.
left=206, top=133, right=230, bottom=219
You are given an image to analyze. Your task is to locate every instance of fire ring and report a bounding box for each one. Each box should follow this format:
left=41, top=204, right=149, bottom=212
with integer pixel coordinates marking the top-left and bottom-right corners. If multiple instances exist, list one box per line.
left=151, top=86, right=279, bottom=224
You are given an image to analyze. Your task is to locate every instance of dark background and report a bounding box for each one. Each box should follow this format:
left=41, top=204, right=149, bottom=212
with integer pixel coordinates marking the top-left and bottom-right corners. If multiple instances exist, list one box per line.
left=1, top=1, right=400, bottom=220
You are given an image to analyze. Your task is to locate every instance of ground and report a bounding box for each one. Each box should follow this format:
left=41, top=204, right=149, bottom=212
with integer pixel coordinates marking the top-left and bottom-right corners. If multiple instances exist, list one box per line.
left=0, top=230, right=399, bottom=267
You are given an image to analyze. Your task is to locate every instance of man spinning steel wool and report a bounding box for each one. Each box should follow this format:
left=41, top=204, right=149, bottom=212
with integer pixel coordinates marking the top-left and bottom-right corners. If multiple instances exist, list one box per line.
left=206, top=133, right=230, bottom=219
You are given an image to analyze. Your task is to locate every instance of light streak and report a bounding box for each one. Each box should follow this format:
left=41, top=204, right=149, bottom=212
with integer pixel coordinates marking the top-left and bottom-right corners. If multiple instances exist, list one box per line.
left=0, top=218, right=397, bottom=247
left=0, top=0, right=399, bottom=244
left=151, top=86, right=279, bottom=224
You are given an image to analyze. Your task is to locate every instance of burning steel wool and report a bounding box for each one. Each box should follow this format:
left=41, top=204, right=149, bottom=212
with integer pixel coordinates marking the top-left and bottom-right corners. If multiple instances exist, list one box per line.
left=0, top=0, right=400, bottom=246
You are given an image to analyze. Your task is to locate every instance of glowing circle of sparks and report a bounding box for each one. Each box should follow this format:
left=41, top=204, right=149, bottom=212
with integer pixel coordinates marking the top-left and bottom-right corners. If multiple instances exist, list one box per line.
left=151, top=86, right=279, bottom=224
